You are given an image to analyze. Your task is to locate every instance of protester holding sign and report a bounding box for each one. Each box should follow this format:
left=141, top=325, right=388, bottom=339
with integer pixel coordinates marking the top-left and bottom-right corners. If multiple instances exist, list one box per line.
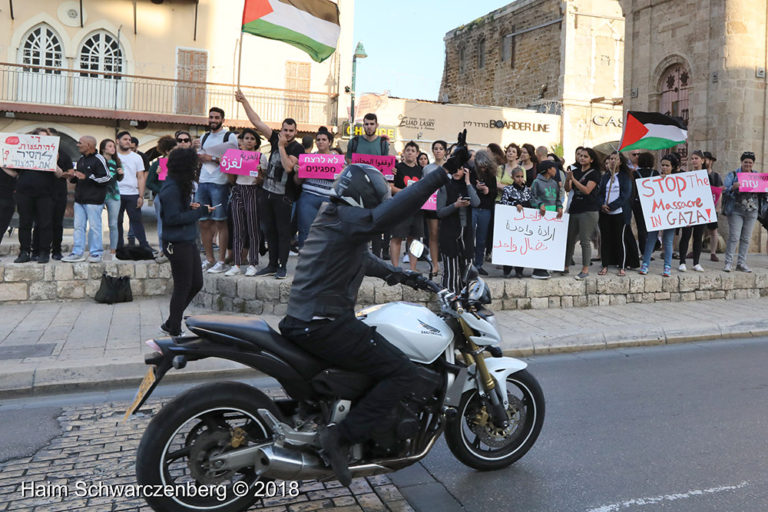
left=678, top=151, right=707, bottom=272
left=722, top=151, right=761, bottom=272
left=294, top=127, right=336, bottom=250
left=390, top=141, right=424, bottom=271
left=0, top=166, right=16, bottom=246
left=14, top=128, right=68, bottom=264
left=236, top=90, right=303, bottom=280
left=99, top=139, right=124, bottom=258
left=631, top=153, right=659, bottom=261
left=530, top=160, right=564, bottom=279
left=47, top=128, right=73, bottom=261
left=704, top=151, right=723, bottom=262
left=499, top=167, right=532, bottom=278
left=226, top=128, right=267, bottom=277
left=564, top=147, right=601, bottom=279
left=437, top=163, right=479, bottom=293
left=639, top=154, right=680, bottom=277
left=598, top=152, right=639, bottom=276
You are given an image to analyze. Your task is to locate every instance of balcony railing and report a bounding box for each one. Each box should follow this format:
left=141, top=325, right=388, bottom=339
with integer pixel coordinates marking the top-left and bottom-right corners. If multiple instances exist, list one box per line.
left=0, top=62, right=338, bottom=127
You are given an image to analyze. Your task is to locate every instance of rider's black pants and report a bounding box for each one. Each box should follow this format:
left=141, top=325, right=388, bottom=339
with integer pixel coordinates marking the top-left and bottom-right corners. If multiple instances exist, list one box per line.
left=279, top=313, right=419, bottom=444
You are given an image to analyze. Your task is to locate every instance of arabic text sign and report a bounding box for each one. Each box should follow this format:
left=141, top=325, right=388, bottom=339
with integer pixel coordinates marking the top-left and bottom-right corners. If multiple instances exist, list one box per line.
left=351, top=153, right=395, bottom=181
left=298, top=153, right=345, bottom=179
left=736, top=172, right=768, bottom=193
left=421, top=191, right=437, bottom=211
left=220, top=149, right=261, bottom=177
left=158, top=158, right=168, bottom=181
left=0, top=133, right=60, bottom=171
left=637, top=170, right=717, bottom=230
left=491, top=205, right=569, bottom=271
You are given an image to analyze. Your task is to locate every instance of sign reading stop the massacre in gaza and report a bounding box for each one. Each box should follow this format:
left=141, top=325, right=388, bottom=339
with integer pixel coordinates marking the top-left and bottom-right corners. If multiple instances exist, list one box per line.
left=637, top=170, right=717, bottom=231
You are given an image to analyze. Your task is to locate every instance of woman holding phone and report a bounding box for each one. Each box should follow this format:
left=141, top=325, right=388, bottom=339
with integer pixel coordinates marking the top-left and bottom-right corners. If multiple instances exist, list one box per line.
left=159, top=147, right=216, bottom=336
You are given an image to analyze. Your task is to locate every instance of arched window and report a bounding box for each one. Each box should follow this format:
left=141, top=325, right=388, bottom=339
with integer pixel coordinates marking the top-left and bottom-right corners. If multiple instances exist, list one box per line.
left=20, top=24, right=63, bottom=73
left=477, top=38, right=486, bottom=69
left=459, top=46, right=466, bottom=74
left=659, top=64, right=690, bottom=165
left=79, top=31, right=123, bottom=79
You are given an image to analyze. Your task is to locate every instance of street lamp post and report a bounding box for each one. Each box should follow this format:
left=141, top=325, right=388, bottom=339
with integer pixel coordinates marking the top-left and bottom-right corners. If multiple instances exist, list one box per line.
left=350, top=41, right=367, bottom=127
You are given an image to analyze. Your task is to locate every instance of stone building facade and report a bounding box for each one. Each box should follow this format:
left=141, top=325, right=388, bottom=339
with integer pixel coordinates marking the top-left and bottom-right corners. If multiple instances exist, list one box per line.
left=620, top=0, right=767, bottom=251
left=440, top=0, right=625, bottom=159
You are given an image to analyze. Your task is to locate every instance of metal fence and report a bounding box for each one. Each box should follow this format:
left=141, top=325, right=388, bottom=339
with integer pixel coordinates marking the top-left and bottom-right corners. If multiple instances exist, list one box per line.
left=0, top=62, right=337, bottom=127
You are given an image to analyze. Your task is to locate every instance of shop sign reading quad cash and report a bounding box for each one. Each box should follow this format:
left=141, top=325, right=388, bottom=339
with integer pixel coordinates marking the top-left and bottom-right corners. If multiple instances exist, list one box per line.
left=637, top=170, right=717, bottom=230
left=0, top=133, right=60, bottom=171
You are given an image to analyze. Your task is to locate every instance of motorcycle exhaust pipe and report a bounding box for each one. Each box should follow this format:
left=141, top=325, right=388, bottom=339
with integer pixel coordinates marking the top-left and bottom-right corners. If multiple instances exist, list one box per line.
left=254, top=445, right=333, bottom=480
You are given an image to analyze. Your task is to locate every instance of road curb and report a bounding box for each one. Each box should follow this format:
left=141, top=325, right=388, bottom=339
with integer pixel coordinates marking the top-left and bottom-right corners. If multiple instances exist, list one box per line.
left=3, top=326, right=768, bottom=398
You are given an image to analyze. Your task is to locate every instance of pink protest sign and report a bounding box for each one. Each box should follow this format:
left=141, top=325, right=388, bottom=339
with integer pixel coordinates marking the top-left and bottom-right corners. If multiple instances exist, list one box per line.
left=220, top=149, right=261, bottom=177
left=736, top=172, right=768, bottom=192
left=158, top=158, right=168, bottom=181
left=421, top=191, right=437, bottom=211
left=298, top=153, right=345, bottom=179
left=711, top=185, right=722, bottom=206
left=351, top=153, right=396, bottom=181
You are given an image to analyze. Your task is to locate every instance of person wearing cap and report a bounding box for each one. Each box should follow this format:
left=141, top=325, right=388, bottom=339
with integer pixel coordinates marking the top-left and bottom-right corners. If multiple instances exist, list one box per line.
left=703, top=151, right=723, bottom=262
left=722, top=151, right=761, bottom=272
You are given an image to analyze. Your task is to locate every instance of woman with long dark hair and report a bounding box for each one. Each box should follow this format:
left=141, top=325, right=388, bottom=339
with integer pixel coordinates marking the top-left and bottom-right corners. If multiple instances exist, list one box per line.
left=99, top=138, right=124, bottom=257
left=520, top=143, right=539, bottom=187
left=598, top=152, right=639, bottom=275
left=677, top=150, right=707, bottom=272
left=564, top=147, right=601, bottom=279
left=470, top=150, right=497, bottom=275
left=159, top=147, right=215, bottom=336
left=496, top=143, right=523, bottom=201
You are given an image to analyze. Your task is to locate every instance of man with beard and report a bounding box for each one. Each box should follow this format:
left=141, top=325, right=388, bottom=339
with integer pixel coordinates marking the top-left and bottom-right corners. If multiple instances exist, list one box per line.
left=116, top=131, right=152, bottom=252
left=196, top=107, right=236, bottom=273
left=236, top=91, right=303, bottom=279
left=346, top=113, right=391, bottom=259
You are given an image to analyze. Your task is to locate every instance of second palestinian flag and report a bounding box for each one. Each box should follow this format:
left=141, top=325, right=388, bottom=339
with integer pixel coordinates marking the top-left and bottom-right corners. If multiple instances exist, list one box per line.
left=242, top=0, right=340, bottom=63
left=618, top=111, right=688, bottom=152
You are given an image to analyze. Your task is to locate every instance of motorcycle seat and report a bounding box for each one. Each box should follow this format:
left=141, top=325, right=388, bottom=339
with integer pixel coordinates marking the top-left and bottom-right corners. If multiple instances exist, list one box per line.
left=185, top=315, right=328, bottom=378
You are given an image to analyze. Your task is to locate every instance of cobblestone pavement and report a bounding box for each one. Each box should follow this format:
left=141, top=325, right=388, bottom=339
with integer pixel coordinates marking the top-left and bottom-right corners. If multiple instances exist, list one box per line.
left=0, top=395, right=414, bottom=512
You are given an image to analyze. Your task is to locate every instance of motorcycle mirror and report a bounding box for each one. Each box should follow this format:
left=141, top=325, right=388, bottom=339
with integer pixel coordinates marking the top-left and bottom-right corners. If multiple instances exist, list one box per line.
left=409, top=240, right=425, bottom=259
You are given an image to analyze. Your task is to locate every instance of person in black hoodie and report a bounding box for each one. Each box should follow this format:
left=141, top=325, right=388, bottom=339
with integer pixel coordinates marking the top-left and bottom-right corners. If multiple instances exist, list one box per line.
left=159, top=147, right=215, bottom=336
left=62, top=136, right=111, bottom=263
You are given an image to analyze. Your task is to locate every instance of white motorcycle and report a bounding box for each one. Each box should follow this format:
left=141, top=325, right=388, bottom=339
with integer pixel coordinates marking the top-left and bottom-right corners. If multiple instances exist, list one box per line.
left=128, top=263, right=544, bottom=512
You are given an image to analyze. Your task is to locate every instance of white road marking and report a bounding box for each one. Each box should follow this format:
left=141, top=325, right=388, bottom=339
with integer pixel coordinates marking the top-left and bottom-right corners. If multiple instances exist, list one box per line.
left=586, top=481, right=750, bottom=512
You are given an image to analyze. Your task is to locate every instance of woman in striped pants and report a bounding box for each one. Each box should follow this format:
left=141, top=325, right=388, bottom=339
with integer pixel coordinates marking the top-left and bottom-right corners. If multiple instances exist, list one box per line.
left=226, top=128, right=267, bottom=277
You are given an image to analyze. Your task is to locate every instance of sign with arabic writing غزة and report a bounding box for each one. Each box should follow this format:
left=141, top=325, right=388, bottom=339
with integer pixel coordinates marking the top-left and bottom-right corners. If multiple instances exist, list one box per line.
left=0, top=133, right=60, bottom=171
left=491, top=205, right=569, bottom=271
left=220, top=149, right=261, bottom=177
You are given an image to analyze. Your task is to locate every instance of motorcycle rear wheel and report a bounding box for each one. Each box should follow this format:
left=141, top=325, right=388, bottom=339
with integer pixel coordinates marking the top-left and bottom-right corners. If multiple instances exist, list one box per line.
left=135, top=381, right=281, bottom=512
left=445, top=369, right=544, bottom=471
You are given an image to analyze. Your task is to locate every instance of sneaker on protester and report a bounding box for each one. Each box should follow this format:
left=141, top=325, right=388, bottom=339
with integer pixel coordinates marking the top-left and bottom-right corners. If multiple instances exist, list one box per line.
left=531, top=269, right=550, bottom=280
left=723, top=263, right=732, bottom=272
left=88, top=254, right=102, bottom=263
left=662, top=265, right=672, bottom=277
left=201, top=260, right=213, bottom=271
left=62, top=253, right=86, bottom=263
left=155, top=253, right=168, bottom=264
left=275, top=266, right=288, bottom=279
left=224, top=265, right=241, bottom=277
left=207, top=261, right=227, bottom=274
left=678, top=263, right=687, bottom=272
left=638, top=263, right=649, bottom=275
left=737, top=264, right=752, bottom=273
left=245, top=265, right=258, bottom=276
left=254, top=266, right=277, bottom=277
left=693, top=264, right=704, bottom=272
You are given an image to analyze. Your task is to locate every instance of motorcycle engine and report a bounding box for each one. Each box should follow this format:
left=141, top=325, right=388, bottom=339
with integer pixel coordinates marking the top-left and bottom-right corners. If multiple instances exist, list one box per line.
left=367, top=366, right=442, bottom=457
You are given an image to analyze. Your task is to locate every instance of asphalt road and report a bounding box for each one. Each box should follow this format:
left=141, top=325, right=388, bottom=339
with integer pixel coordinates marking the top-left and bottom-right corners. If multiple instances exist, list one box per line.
left=416, top=337, right=768, bottom=512
left=5, top=338, right=768, bottom=512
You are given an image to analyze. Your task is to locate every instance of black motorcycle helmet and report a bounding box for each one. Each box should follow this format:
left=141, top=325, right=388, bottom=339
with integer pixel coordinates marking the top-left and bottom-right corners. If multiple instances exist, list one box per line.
left=331, top=163, right=391, bottom=208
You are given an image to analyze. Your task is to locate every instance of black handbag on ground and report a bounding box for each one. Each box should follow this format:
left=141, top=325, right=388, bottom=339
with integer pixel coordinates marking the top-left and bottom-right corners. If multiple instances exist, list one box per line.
left=94, top=273, right=133, bottom=304
left=116, top=246, right=155, bottom=260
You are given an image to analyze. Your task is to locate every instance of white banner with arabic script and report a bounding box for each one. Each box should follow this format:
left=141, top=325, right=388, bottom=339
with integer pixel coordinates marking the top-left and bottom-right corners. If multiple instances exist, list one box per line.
left=491, top=205, right=569, bottom=271
left=0, top=133, right=60, bottom=171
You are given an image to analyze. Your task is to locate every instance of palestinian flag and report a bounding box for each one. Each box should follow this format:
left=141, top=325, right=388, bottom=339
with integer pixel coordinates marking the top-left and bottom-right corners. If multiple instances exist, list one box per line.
left=618, top=111, right=688, bottom=152
left=242, top=0, right=340, bottom=63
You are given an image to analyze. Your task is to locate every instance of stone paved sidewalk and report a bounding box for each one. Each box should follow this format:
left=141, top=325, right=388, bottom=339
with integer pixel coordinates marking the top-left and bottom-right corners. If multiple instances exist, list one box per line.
left=2, top=294, right=768, bottom=396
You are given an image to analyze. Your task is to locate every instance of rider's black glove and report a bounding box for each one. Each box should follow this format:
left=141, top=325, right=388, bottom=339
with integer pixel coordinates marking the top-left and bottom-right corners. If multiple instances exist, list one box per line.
left=401, top=270, right=431, bottom=291
left=443, top=130, right=470, bottom=174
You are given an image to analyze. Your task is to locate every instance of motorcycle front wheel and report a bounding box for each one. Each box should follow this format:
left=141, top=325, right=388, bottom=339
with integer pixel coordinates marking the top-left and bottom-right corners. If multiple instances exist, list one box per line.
left=135, top=381, right=281, bottom=512
left=445, top=369, right=545, bottom=471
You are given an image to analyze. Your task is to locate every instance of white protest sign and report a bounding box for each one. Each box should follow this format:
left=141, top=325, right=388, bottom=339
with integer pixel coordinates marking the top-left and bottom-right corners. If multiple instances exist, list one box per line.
left=636, top=170, right=717, bottom=230
left=0, top=133, right=60, bottom=171
left=491, top=205, right=569, bottom=271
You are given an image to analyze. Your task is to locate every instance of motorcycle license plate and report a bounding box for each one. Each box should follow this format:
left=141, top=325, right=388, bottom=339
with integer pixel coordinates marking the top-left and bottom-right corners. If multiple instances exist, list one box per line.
left=122, top=367, right=157, bottom=421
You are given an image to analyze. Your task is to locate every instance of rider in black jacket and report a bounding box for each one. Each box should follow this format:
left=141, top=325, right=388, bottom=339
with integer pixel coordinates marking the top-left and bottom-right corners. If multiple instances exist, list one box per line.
left=280, top=137, right=469, bottom=485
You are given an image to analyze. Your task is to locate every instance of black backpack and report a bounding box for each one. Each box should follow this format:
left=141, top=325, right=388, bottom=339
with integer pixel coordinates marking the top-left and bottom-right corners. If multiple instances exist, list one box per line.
left=200, top=131, right=236, bottom=148
left=348, top=135, right=388, bottom=155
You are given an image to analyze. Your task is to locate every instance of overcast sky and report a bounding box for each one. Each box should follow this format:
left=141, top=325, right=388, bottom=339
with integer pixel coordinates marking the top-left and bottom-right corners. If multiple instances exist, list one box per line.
left=352, top=1, right=509, bottom=101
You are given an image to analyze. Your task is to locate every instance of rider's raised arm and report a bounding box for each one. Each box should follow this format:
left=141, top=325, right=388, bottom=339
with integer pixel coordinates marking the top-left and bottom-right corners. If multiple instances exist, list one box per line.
left=369, top=169, right=448, bottom=234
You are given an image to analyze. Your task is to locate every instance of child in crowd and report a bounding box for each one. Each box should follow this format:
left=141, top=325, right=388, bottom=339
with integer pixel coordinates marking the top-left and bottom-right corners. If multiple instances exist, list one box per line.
left=499, top=167, right=531, bottom=278
left=529, top=161, right=563, bottom=279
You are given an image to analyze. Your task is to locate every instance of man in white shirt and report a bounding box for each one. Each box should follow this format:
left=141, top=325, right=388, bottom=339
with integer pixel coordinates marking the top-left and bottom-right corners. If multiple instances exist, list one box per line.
left=116, top=131, right=151, bottom=250
left=195, top=107, right=233, bottom=273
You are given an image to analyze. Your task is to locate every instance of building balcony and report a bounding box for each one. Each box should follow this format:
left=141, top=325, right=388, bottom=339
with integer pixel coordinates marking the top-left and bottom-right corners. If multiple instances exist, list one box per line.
left=0, top=62, right=337, bottom=131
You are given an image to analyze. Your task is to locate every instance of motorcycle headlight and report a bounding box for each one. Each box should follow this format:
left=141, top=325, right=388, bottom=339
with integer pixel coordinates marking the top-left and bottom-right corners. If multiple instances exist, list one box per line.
left=468, top=278, right=491, bottom=304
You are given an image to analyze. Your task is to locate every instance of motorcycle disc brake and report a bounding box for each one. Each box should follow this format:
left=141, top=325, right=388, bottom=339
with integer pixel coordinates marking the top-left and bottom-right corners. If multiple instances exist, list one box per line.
left=189, top=429, right=238, bottom=484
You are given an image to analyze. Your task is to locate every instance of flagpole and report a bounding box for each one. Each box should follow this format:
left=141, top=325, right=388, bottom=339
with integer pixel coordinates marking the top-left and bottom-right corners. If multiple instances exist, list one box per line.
left=236, top=35, right=244, bottom=119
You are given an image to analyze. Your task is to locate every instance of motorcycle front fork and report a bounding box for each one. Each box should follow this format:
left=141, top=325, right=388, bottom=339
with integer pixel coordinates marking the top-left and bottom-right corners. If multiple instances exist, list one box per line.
left=459, top=318, right=509, bottom=428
